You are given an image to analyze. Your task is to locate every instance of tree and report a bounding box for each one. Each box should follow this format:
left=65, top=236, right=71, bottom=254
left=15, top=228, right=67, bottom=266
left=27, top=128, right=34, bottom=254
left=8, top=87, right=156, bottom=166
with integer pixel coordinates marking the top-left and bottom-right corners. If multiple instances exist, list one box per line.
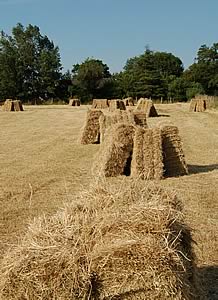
left=117, top=49, right=183, bottom=99
left=71, top=58, right=113, bottom=102
left=0, top=23, right=62, bottom=102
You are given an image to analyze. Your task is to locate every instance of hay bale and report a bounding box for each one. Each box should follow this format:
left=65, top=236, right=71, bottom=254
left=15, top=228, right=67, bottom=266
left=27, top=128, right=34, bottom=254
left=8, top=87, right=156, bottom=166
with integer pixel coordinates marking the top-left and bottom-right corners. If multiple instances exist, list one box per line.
left=2, top=99, right=23, bottom=111
left=0, top=179, right=200, bottom=299
left=122, top=97, right=135, bottom=106
left=99, top=110, right=141, bottom=143
left=132, top=111, right=147, bottom=127
left=109, top=99, right=126, bottom=111
left=161, top=125, right=189, bottom=177
left=135, top=98, right=158, bottom=117
left=92, top=99, right=109, bottom=109
left=131, top=127, right=163, bottom=179
left=81, top=109, right=103, bottom=144
left=93, top=123, right=135, bottom=177
left=69, top=98, right=80, bottom=106
left=189, top=95, right=216, bottom=112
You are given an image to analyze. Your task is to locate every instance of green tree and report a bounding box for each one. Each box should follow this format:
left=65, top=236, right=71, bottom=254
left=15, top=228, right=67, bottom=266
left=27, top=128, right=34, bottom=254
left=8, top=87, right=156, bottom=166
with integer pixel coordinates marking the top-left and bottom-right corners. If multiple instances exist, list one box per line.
left=71, top=58, right=113, bottom=102
left=0, top=23, right=62, bottom=102
left=117, top=49, right=183, bottom=99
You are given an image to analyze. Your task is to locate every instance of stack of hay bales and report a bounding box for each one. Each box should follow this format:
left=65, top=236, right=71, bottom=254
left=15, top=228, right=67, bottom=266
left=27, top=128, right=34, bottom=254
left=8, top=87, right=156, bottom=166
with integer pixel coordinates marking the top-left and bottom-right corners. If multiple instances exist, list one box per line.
left=93, top=123, right=135, bottom=177
left=69, top=98, right=80, bottom=106
left=132, top=111, right=147, bottom=127
left=135, top=98, right=158, bottom=117
left=81, top=109, right=103, bottom=144
left=122, top=97, right=135, bottom=106
left=99, top=110, right=147, bottom=143
left=131, top=127, right=163, bottom=179
left=93, top=123, right=188, bottom=179
left=189, top=95, right=216, bottom=112
left=0, top=179, right=200, bottom=299
left=92, top=99, right=109, bottom=109
left=2, top=99, right=23, bottom=111
left=161, top=125, right=189, bottom=177
left=109, top=99, right=126, bottom=111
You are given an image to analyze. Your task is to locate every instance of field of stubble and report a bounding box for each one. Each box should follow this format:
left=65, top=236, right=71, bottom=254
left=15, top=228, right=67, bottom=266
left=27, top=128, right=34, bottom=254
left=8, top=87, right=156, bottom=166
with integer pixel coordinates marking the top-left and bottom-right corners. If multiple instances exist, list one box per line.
left=0, top=103, right=217, bottom=298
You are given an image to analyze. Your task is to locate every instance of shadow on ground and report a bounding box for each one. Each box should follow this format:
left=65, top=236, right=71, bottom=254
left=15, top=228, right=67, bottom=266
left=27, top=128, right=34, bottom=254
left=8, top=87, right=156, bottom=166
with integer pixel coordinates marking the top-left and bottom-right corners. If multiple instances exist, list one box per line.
left=188, top=164, right=218, bottom=174
left=198, top=266, right=218, bottom=299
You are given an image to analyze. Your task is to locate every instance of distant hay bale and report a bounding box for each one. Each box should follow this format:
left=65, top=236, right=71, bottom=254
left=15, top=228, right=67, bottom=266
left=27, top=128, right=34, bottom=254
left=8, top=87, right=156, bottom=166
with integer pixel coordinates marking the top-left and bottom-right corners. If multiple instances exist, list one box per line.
left=131, top=127, right=163, bottom=179
left=161, top=125, right=189, bottom=177
left=135, top=98, right=158, bottom=117
left=92, top=99, right=109, bottom=109
left=0, top=179, right=200, bottom=299
left=81, top=109, right=103, bottom=144
left=109, top=99, right=126, bottom=111
left=69, top=98, right=80, bottom=106
left=189, top=95, right=216, bottom=112
left=122, top=97, right=135, bottom=106
left=2, top=99, right=23, bottom=112
left=93, top=123, right=135, bottom=177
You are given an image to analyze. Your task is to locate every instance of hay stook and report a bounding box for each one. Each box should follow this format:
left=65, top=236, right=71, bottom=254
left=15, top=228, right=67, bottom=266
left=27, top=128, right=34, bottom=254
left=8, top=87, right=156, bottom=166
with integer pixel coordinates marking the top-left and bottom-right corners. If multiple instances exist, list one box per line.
left=135, top=98, right=158, bottom=117
left=2, top=99, right=23, bottom=111
left=81, top=109, right=103, bottom=144
left=92, top=99, right=109, bottom=109
left=161, top=125, right=189, bottom=177
left=69, top=98, right=80, bottom=106
left=189, top=95, right=216, bottom=112
left=109, top=99, right=126, bottom=111
left=0, top=179, right=200, bottom=300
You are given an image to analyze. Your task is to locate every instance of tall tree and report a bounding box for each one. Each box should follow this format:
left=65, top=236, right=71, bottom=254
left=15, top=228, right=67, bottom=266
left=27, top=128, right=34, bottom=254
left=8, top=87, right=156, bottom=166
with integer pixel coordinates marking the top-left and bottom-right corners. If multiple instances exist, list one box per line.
left=71, top=58, right=113, bottom=102
left=0, top=23, right=62, bottom=102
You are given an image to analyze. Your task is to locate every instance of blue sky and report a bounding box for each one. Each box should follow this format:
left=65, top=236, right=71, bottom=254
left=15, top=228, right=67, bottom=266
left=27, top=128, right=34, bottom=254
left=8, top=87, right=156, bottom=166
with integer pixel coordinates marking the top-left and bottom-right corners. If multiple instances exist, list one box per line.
left=0, top=0, right=217, bottom=73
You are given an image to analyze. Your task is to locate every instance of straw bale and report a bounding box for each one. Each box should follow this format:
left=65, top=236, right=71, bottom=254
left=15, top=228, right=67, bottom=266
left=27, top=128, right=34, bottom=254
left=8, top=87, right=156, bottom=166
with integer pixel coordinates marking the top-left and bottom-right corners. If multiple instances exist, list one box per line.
left=2, top=99, right=23, bottom=111
left=132, top=111, right=147, bottom=127
left=0, top=179, right=200, bottom=299
left=92, top=99, right=109, bottom=109
left=109, top=99, right=126, bottom=111
left=99, top=110, right=139, bottom=143
left=122, top=97, right=134, bottom=106
left=189, top=95, right=216, bottom=112
left=131, top=127, right=163, bottom=179
left=93, top=123, right=135, bottom=177
left=13, top=100, right=24, bottom=111
left=161, top=125, right=189, bottom=177
left=81, top=109, right=103, bottom=144
left=135, top=98, right=158, bottom=117
left=69, top=98, right=80, bottom=106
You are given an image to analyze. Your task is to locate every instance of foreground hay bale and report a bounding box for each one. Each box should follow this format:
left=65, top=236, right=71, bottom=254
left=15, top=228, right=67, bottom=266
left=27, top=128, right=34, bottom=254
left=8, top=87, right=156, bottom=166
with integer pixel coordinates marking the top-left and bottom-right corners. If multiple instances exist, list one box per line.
left=93, top=123, right=135, bottom=176
left=131, top=127, right=163, bottom=179
left=2, top=99, right=23, bottom=111
left=109, top=99, right=126, bottom=111
left=81, top=109, right=103, bottom=144
left=69, top=98, right=80, bottom=106
left=161, top=125, right=189, bottom=177
left=0, top=179, right=200, bottom=299
left=135, top=98, right=158, bottom=117
left=92, top=99, right=109, bottom=109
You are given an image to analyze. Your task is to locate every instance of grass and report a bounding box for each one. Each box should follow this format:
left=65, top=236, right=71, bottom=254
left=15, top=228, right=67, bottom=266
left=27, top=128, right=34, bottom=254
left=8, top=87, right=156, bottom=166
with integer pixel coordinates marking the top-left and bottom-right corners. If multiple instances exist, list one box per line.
left=0, top=103, right=217, bottom=298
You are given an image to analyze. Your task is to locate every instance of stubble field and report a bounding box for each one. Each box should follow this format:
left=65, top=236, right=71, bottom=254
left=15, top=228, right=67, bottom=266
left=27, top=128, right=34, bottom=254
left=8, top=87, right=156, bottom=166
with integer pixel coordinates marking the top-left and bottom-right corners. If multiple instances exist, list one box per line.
left=0, top=103, right=217, bottom=298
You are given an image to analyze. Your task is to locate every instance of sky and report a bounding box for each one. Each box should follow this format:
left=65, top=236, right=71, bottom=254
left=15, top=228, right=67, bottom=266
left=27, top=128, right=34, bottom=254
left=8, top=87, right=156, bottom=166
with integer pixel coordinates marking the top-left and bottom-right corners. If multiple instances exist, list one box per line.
left=0, top=0, right=218, bottom=73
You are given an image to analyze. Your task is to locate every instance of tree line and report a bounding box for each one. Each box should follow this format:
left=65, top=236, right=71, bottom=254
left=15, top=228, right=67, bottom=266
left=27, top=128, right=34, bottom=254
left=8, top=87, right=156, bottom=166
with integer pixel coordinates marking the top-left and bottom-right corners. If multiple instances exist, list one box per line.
left=1, top=23, right=218, bottom=103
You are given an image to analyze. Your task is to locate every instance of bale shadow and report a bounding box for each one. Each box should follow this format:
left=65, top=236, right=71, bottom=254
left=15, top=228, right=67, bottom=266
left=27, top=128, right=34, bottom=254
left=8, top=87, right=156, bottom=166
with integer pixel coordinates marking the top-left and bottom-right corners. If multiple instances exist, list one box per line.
left=157, top=114, right=170, bottom=117
left=188, top=164, right=218, bottom=174
left=198, top=265, right=218, bottom=299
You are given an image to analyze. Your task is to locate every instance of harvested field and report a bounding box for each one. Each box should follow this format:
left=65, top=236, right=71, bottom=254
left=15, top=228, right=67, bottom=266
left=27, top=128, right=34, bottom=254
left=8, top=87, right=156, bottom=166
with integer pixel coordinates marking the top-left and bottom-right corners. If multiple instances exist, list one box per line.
left=0, top=103, right=217, bottom=298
